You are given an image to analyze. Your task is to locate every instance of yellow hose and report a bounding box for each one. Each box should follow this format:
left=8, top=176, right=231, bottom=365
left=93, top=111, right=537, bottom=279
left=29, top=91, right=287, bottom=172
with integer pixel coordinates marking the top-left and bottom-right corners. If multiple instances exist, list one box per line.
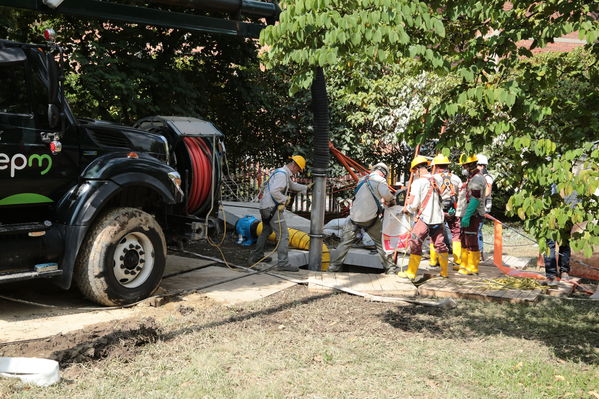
left=256, top=222, right=330, bottom=271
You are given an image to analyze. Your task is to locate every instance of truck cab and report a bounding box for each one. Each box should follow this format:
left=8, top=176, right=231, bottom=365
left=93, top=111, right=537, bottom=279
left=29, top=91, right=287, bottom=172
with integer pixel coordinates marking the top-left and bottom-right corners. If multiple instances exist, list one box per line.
left=0, top=39, right=223, bottom=306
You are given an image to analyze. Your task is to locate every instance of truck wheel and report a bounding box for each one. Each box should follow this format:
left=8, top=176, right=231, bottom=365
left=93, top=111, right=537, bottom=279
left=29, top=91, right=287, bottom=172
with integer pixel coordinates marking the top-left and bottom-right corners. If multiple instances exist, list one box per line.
left=74, top=207, right=166, bottom=306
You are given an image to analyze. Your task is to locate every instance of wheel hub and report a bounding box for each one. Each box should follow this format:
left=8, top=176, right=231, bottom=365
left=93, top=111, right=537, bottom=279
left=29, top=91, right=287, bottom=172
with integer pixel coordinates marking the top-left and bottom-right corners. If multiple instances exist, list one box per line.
left=123, top=249, right=140, bottom=270
left=113, top=232, right=154, bottom=288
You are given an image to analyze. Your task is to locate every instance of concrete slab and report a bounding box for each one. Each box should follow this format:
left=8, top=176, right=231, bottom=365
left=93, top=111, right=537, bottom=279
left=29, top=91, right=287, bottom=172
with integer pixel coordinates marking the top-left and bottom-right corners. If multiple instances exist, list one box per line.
left=163, top=255, right=215, bottom=276
left=161, top=265, right=297, bottom=305
left=342, top=248, right=384, bottom=268
left=0, top=255, right=298, bottom=343
left=503, top=255, right=535, bottom=270
left=307, top=271, right=417, bottom=297
left=221, top=201, right=400, bottom=271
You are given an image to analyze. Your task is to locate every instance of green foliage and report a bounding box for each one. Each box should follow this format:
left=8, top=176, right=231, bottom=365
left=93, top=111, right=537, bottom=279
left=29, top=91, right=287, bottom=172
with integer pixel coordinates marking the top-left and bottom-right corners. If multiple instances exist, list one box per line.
left=260, top=0, right=448, bottom=95
left=262, top=0, right=598, bottom=251
left=498, top=49, right=599, bottom=256
left=0, top=7, right=315, bottom=169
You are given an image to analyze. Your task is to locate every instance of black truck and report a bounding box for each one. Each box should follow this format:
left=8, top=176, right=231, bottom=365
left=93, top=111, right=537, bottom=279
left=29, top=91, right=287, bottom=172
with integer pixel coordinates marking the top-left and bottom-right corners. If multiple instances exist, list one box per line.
left=0, top=38, right=225, bottom=306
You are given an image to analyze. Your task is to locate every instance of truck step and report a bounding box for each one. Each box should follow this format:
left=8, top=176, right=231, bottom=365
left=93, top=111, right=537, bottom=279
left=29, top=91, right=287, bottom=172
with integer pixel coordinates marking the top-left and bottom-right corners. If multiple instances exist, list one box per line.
left=0, top=269, right=62, bottom=283
left=0, top=221, right=52, bottom=236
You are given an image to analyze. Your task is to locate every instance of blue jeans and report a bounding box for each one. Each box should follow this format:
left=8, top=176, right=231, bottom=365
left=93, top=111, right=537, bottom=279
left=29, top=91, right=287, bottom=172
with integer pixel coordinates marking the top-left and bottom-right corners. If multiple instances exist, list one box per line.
left=477, top=220, right=484, bottom=254
left=544, top=239, right=571, bottom=278
left=443, top=221, right=452, bottom=251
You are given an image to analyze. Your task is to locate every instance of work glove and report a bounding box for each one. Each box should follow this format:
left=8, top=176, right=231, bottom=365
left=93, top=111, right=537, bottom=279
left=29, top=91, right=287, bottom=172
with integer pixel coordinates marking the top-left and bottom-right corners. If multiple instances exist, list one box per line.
left=448, top=208, right=456, bottom=216
left=306, top=182, right=314, bottom=190
left=385, top=198, right=396, bottom=207
left=277, top=204, right=286, bottom=212
left=460, top=198, right=480, bottom=228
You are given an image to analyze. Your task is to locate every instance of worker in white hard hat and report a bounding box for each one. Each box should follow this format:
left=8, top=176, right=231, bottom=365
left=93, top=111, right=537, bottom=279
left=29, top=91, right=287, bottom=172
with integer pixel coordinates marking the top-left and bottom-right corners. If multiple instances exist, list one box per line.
left=430, top=154, right=463, bottom=269
left=329, top=162, right=396, bottom=273
left=399, top=156, right=449, bottom=279
left=248, top=155, right=308, bottom=271
left=476, top=154, right=494, bottom=259
left=455, top=154, right=487, bottom=275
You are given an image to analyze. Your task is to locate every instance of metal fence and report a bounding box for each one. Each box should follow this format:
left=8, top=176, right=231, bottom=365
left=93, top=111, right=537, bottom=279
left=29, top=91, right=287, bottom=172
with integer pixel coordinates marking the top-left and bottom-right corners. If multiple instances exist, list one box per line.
left=221, top=166, right=356, bottom=215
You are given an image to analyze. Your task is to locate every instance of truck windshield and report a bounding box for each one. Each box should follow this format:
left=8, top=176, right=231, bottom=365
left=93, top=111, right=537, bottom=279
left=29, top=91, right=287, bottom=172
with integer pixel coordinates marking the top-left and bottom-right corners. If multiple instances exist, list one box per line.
left=0, top=62, right=30, bottom=115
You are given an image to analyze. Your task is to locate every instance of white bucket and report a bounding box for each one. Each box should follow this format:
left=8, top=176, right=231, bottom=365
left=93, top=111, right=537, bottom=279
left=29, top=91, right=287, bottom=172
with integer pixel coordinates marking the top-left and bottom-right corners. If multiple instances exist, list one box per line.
left=382, top=206, right=413, bottom=254
left=0, top=357, right=60, bottom=386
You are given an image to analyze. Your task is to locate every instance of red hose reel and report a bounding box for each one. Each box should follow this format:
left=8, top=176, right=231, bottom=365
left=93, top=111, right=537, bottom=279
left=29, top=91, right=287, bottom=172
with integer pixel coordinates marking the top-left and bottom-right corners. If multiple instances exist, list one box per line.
left=183, top=137, right=213, bottom=214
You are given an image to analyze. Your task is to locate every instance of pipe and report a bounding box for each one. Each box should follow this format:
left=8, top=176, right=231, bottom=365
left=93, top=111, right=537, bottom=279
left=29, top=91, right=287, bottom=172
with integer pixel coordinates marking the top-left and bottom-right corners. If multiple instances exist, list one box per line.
left=308, top=66, right=330, bottom=271
left=143, top=0, right=280, bottom=18
left=256, top=222, right=330, bottom=270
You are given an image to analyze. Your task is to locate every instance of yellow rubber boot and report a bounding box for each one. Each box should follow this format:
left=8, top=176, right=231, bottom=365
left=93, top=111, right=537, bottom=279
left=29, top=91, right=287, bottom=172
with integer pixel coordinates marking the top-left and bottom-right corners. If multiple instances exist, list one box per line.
left=468, top=251, right=481, bottom=274
left=458, top=248, right=471, bottom=275
left=438, top=252, right=449, bottom=278
left=429, top=243, right=438, bottom=267
left=452, top=241, right=462, bottom=270
left=398, top=254, right=421, bottom=280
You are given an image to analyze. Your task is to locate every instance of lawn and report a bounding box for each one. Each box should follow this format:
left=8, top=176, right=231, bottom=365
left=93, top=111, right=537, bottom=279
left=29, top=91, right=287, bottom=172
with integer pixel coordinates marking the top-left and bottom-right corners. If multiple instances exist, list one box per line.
left=2, top=286, right=597, bottom=399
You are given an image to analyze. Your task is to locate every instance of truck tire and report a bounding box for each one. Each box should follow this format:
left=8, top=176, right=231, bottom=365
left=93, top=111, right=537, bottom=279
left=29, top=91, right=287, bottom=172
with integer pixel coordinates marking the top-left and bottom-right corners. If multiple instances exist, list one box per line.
left=74, top=207, right=166, bottom=306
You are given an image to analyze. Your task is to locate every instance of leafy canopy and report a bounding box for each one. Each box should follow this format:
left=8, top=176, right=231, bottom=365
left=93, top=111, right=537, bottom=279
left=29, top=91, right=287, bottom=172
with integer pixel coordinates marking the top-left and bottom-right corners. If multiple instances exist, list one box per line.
left=260, top=0, right=599, bottom=254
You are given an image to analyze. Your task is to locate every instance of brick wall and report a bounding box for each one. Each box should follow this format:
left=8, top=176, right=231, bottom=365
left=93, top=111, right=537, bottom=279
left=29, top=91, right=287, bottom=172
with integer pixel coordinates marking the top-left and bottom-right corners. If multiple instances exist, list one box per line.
left=503, top=2, right=587, bottom=53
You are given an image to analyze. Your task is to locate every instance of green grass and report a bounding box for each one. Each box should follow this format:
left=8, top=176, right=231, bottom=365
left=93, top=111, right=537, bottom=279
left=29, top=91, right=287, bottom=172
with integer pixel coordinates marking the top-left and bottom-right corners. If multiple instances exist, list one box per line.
left=1, top=289, right=598, bottom=399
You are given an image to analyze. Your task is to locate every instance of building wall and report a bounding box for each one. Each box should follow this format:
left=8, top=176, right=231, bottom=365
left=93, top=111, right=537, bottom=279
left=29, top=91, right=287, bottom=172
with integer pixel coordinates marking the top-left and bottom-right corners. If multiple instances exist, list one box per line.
left=503, top=2, right=587, bottom=54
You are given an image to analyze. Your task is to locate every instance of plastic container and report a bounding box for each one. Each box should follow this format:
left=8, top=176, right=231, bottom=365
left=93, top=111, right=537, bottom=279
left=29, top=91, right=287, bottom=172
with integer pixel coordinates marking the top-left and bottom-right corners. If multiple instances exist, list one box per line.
left=0, top=357, right=60, bottom=386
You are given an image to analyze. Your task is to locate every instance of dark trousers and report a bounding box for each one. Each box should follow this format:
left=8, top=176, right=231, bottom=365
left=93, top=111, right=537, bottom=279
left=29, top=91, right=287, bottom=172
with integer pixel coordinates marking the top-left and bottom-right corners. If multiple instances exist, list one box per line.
left=443, top=213, right=460, bottom=251
left=410, top=219, right=448, bottom=256
left=460, top=214, right=482, bottom=252
left=544, top=239, right=570, bottom=278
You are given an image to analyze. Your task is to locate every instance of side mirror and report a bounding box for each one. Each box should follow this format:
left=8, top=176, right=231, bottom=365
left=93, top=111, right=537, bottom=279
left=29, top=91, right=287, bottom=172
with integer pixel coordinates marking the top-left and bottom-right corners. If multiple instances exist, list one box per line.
left=47, top=56, right=59, bottom=105
left=46, top=54, right=63, bottom=129
left=48, top=104, right=60, bottom=128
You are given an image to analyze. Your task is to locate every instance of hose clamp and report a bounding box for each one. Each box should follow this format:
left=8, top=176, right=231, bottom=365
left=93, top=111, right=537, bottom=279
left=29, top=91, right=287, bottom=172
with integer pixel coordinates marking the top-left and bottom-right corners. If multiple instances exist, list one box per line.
left=311, top=168, right=328, bottom=177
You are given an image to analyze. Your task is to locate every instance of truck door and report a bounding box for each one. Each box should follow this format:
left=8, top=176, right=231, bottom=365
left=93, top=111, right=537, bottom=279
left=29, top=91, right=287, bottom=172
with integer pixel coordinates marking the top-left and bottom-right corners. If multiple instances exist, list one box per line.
left=0, top=46, right=79, bottom=221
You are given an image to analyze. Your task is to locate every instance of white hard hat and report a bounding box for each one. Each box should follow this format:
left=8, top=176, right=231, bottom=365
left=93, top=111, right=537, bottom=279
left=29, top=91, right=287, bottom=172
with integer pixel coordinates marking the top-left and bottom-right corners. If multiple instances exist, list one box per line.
left=372, top=162, right=389, bottom=177
left=476, top=154, right=489, bottom=165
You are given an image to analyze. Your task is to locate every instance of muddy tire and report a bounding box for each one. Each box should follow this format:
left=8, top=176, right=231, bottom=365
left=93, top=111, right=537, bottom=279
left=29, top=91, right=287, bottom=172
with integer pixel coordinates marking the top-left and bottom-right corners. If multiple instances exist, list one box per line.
left=74, top=207, right=166, bottom=306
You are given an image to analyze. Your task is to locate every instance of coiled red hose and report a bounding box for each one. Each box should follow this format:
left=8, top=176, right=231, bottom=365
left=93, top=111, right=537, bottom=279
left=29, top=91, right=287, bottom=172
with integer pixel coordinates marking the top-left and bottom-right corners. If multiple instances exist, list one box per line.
left=183, top=137, right=212, bottom=214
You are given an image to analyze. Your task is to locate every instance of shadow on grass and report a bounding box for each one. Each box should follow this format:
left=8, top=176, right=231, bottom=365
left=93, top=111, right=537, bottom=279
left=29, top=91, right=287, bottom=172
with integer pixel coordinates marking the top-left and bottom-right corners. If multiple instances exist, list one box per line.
left=382, top=298, right=599, bottom=365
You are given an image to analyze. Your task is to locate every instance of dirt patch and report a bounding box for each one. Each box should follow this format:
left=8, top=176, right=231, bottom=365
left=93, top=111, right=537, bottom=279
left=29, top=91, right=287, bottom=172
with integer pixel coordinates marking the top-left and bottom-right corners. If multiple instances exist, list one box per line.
left=0, top=318, right=160, bottom=367
left=186, top=237, right=254, bottom=266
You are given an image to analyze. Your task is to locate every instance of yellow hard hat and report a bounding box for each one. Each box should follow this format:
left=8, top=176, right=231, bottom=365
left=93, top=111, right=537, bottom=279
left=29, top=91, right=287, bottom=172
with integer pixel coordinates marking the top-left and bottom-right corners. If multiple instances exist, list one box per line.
left=291, top=155, right=306, bottom=171
left=410, top=155, right=430, bottom=170
left=458, top=154, right=478, bottom=165
left=431, top=154, right=450, bottom=166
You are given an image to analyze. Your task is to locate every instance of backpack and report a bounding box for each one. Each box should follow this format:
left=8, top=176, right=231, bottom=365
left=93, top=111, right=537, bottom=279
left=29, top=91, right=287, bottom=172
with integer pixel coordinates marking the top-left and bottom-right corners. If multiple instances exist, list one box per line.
left=438, top=172, right=457, bottom=211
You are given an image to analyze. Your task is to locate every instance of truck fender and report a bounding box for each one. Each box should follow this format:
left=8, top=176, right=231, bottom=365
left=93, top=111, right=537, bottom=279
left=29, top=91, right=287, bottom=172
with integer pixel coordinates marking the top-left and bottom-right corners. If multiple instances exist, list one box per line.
left=81, top=153, right=183, bottom=204
left=53, top=165, right=183, bottom=290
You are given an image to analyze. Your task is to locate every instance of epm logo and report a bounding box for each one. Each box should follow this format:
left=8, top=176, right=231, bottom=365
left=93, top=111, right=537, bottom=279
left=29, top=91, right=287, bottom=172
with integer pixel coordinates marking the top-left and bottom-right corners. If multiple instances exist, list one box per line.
left=0, top=153, right=52, bottom=177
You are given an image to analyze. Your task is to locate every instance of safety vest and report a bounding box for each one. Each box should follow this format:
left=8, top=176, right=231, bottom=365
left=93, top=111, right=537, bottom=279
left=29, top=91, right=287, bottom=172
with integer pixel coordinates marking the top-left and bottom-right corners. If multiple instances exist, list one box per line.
left=259, top=169, right=289, bottom=205
left=416, top=177, right=442, bottom=220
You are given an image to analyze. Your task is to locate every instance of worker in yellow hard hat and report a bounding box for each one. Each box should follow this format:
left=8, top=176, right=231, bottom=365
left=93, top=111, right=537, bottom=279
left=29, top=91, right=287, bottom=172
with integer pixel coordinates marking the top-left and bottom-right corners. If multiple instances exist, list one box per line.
left=455, top=153, right=487, bottom=275
left=399, top=156, right=449, bottom=279
left=248, top=155, right=308, bottom=271
left=430, top=154, right=463, bottom=270
left=329, top=162, right=396, bottom=273
left=291, top=155, right=306, bottom=172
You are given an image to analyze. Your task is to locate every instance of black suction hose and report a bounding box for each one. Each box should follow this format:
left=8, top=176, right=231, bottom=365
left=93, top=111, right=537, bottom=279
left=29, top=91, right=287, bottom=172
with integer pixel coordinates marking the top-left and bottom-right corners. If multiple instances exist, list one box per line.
left=311, top=67, right=330, bottom=171
left=308, top=66, right=330, bottom=270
